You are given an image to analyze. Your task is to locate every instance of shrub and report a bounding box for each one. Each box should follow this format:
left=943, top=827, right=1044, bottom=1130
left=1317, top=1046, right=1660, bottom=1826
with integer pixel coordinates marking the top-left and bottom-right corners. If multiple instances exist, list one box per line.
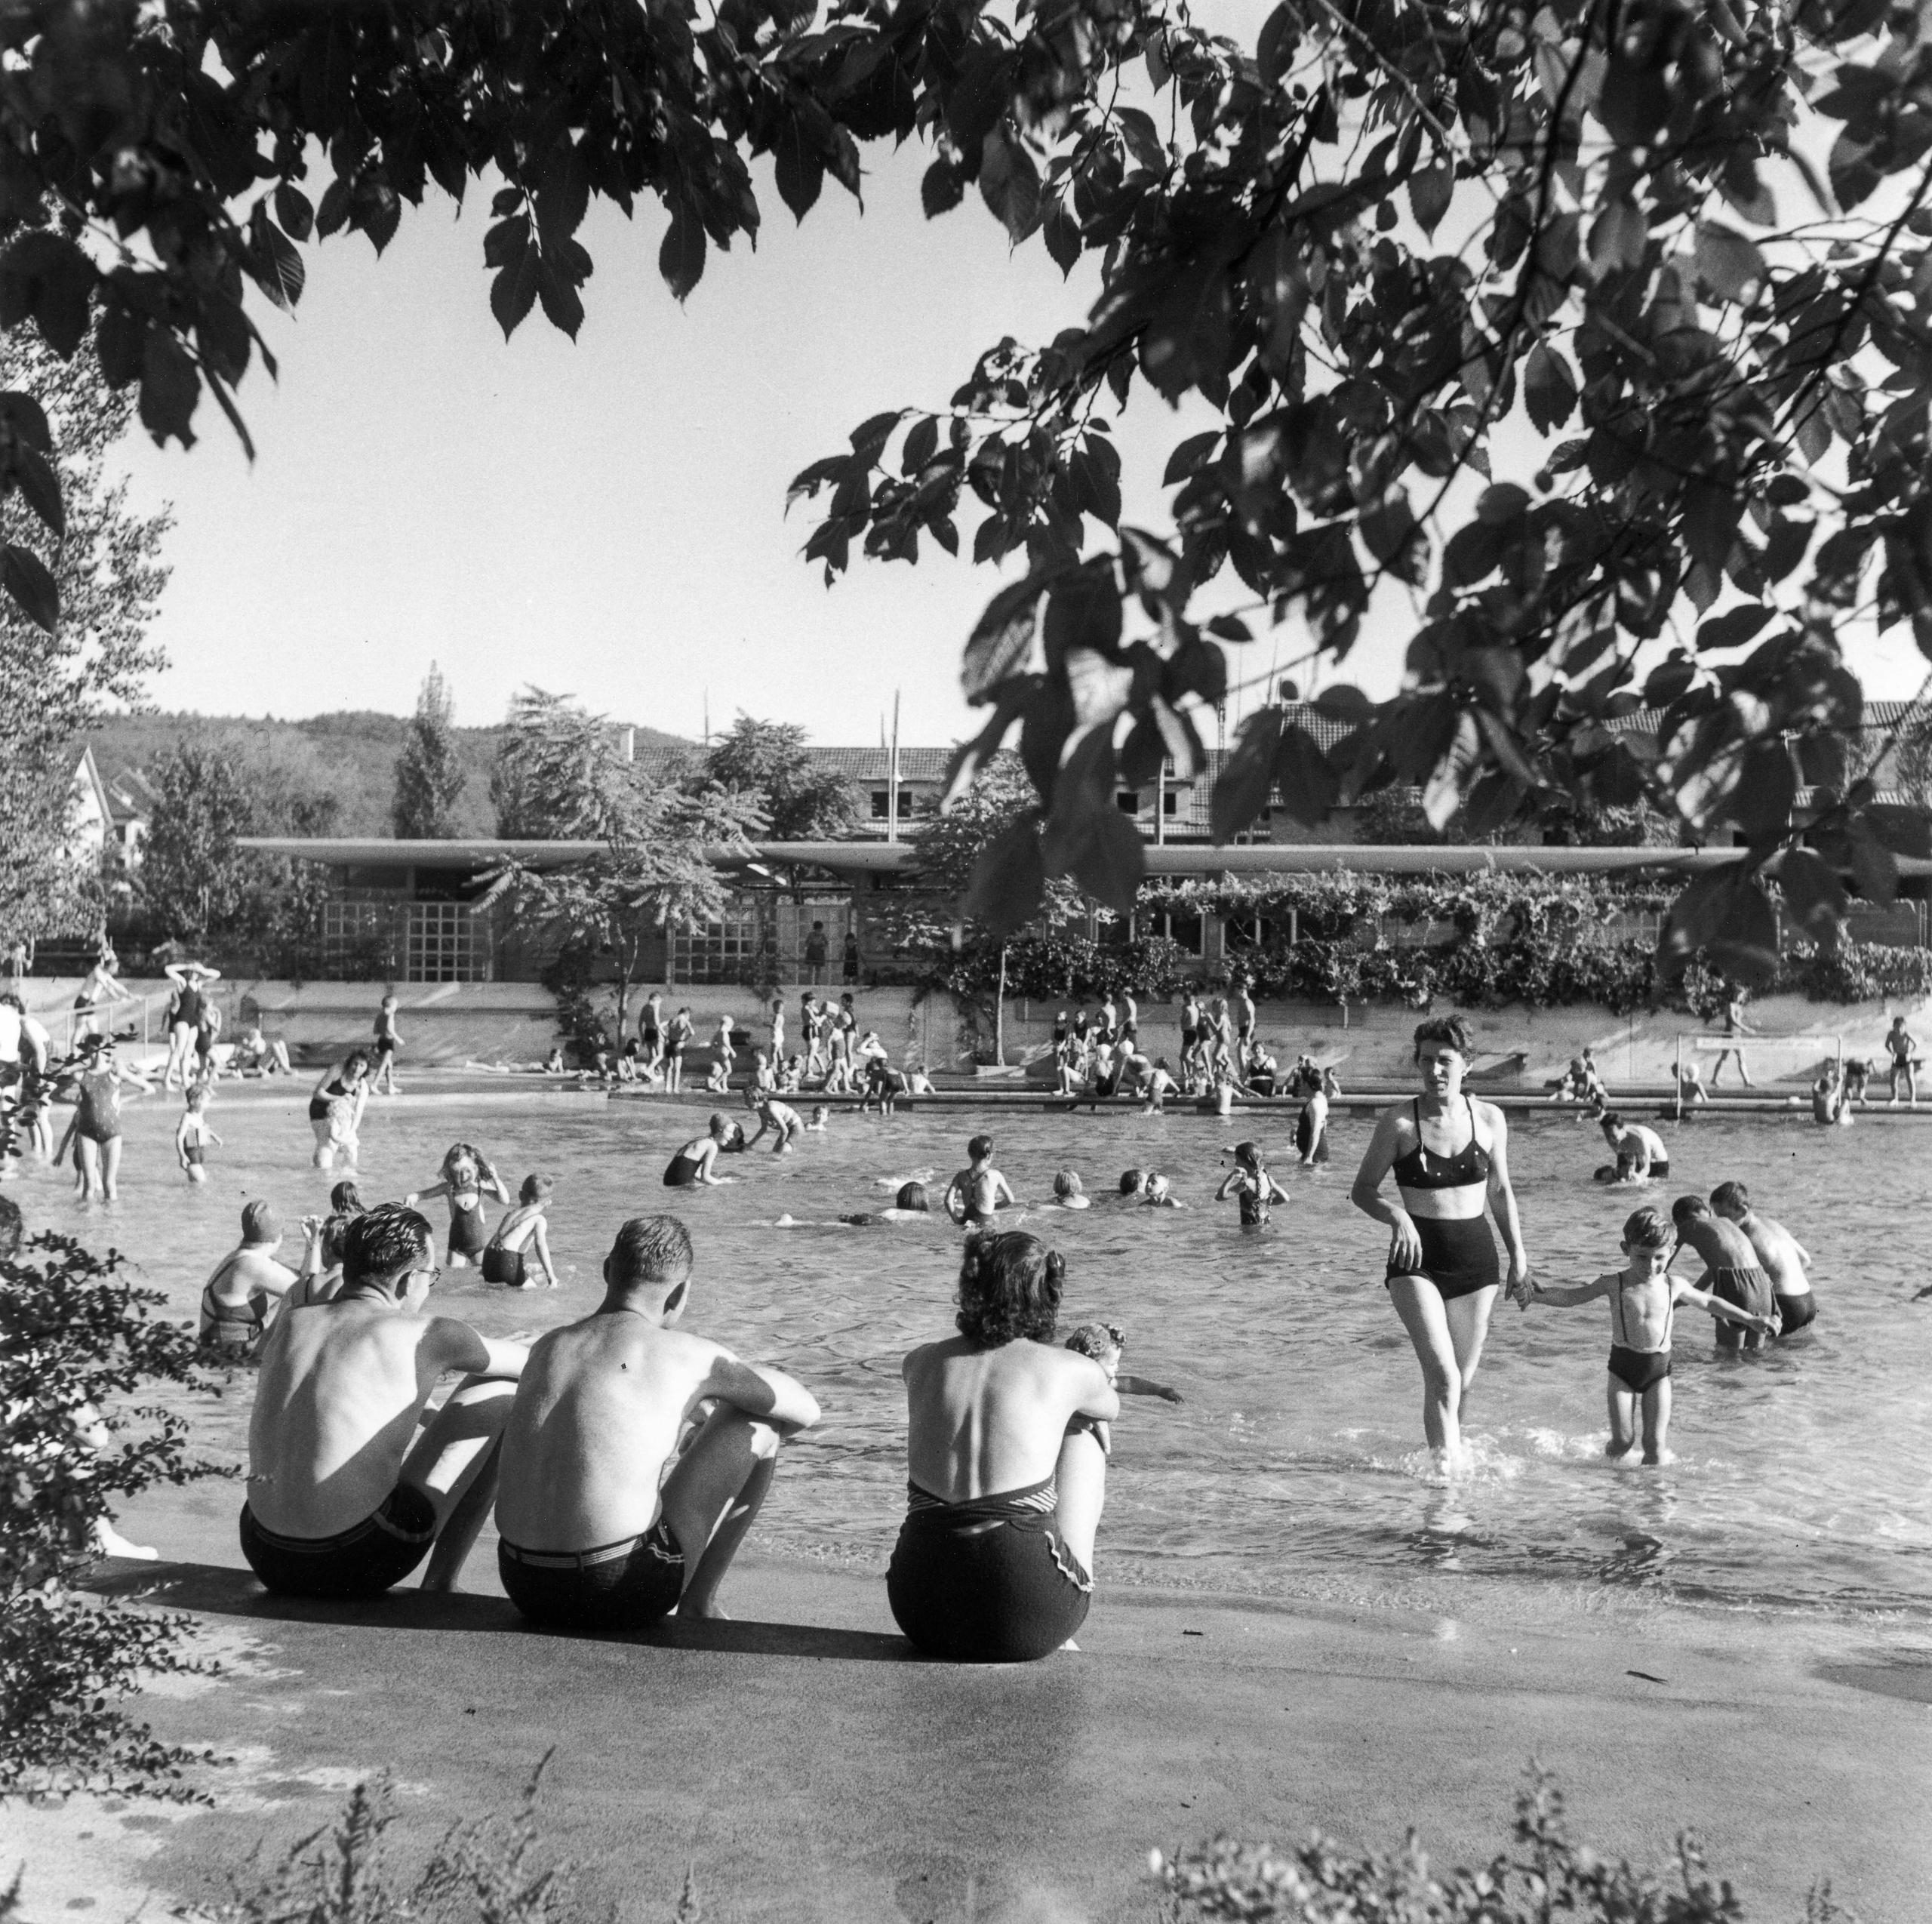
left=1, top=1230, right=223, bottom=1798
left=1157, top=1769, right=1854, bottom=1924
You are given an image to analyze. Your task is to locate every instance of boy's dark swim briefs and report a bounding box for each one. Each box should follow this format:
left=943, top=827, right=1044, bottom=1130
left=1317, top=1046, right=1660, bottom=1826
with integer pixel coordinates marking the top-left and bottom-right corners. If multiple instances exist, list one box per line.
left=481, top=1244, right=526, bottom=1286
left=1709, top=1264, right=1775, bottom=1344
left=1774, top=1291, right=1817, bottom=1334
left=1386, top=1214, right=1500, bottom=1301
left=239, top=1485, right=435, bottom=1598
left=498, top=1516, right=685, bottom=1630
left=1607, top=1344, right=1672, bottom=1393
left=887, top=1477, right=1091, bottom=1664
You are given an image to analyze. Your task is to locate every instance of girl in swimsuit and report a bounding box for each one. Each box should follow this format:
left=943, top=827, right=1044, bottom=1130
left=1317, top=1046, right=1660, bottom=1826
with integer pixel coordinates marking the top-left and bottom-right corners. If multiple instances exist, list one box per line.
left=307, top=1051, right=371, bottom=1168
left=890, top=1232, right=1121, bottom=1663
left=1216, top=1141, right=1288, bottom=1226
left=176, top=1082, right=220, bottom=1184
left=408, top=1141, right=511, bottom=1268
left=60, top=1036, right=151, bottom=1201
left=1350, top=1013, right=1529, bottom=1470
left=482, top=1174, right=558, bottom=1288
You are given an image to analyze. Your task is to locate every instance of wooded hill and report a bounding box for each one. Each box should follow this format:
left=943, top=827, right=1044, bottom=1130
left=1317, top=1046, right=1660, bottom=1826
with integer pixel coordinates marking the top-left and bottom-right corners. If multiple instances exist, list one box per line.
left=85, top=710, right=688, bottom=839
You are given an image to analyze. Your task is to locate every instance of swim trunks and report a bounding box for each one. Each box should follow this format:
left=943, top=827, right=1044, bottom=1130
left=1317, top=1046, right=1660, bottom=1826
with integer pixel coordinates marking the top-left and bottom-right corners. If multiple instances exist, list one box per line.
left=1386, top=1214, right=1500, bottom=1301
left=183, top=1142, right=205, bottom=1167
left=497, top=1516, right=685, bottom=1630
left=481, top=1243, right=526, bottom=1287
left=663, top=1151, right=701, bottom=1188
left=1709, top=1264, right=1775, bottom=1347
left=239, top=1485, right=436, bottom=1598
left=1294, top=1107, right=1323, bottom=1159
left=1774, top=1291, right=1817, bottom=1335
left=886, top=1477, right=1091, bottom=1663
left=1607, top=1344, right=1672, bottom=1393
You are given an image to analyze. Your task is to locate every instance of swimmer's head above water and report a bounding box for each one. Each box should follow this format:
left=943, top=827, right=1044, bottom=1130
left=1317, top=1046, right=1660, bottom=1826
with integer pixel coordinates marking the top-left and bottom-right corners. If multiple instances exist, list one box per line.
left=967, top=1133, right=994, bottom=1165
left=1230, top=1140, right=1263, bottom=1172
left=896, top=1181, right=931, bottom=1212
left=1053, top=1170, right=1085, bottom=1200
left=1118, top=1168, right=1146, bottom=1196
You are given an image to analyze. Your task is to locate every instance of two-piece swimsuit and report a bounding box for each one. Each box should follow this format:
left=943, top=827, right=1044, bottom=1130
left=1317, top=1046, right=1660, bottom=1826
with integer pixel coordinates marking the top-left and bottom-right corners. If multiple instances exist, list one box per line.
left=1386, top=1095, right=1500, bottom=1301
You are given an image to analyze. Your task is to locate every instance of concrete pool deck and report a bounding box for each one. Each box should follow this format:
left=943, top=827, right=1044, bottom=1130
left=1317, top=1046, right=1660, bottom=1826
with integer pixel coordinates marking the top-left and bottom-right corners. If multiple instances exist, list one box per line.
left=14, top=1494, right=1930, bottom=1924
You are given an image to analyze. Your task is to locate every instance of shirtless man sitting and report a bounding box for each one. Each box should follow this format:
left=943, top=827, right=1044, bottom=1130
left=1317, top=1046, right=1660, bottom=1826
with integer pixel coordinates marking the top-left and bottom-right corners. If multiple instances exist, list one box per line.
left=240, top=1206, right=526, bottom=1597
left=198, top=1200, right=298, bottom=1353
left=1709, top=1180, right=1816, bottom=1335
left=1668, top=1195, right=1778, bottom=1352
left=493, top=1215, right=820, bottom=1629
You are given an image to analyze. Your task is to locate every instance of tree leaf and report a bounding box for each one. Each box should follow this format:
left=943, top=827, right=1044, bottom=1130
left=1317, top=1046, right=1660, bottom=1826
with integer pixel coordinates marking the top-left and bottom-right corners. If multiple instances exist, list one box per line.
left=1776, top=848, right=1846, bottom=938
left=1694, top=222, right=1766, bottom=302
left=0, top=391, right=51, bottom=453
left=537, top=250, right=585, bottom=340
left=962, top=814, right=1047, bottom=937
left=979, top=127, right=1041, bottom=244
left=774, top=119, right=825, bottom=223
left=1212, top=706, right=1281, bottom=839
left=1862, top=802, right=1932, bottom=860
left=1694, top=604, right=1772, bottom=651
left=1272, top=722, right=1337, bottom=829
left=1407, top=162, right=1452, bottom=237
left=1706, top=882, right=1781, bottom=989
left=963, top=573, right=1056, bottom=698
left=0, top=541, right=57, bottom=630
left=1043, top=566, right=1123, bottom=665
left=11, top=443, right=63, bottom=538
left=138, top=327, right=198, bottom=448
left=1523, top=340, right=1577, bottom=430
left=275, top=182, right=315, bottom=240
left=659, top=209, right=706, bottom=302
left=490, top=237, right=539, bottom=340
left=535, top=141, right=590, bottom=242
left=1314, top=684, right=1374, bottom=724
left=1042, top=192, right=1081, bottom=276
left=921, top=157, right=965, bottom=219
left=1731, top=740, right=1796, bottom=844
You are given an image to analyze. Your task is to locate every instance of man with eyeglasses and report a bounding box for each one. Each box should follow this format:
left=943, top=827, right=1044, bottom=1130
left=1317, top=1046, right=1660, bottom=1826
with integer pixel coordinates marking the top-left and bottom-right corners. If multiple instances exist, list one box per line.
left=240, top=1205, right=527, bottom=1598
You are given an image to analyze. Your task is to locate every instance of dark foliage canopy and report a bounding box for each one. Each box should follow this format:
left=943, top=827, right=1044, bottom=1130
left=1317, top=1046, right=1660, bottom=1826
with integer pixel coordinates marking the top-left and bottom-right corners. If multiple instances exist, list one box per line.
left=5, top=0, right=1932, bottom=985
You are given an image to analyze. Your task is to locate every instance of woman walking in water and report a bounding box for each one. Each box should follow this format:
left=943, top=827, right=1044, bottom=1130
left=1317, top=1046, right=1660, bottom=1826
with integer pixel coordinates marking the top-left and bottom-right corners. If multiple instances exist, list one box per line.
left=1351, top=1014, right=1528, bottom=1473
left=307, top=1051, right=372, bottom=1168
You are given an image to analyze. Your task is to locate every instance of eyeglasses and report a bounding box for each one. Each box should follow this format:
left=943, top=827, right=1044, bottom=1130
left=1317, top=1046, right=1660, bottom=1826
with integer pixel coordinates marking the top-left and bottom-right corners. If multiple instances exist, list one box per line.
left=414, top=1264, right=442, bottom=1288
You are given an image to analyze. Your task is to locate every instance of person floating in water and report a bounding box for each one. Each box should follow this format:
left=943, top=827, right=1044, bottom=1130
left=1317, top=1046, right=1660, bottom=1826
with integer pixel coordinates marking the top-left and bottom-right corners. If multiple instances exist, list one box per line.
left=1216, top=1141, right=1289, bottom=1227
left=408, top=1143, right=512, bottom=1270
left=828, top=1181, right=934, bottom=1226
left=1709, top=1181, right=1815, bottom=1335
left=1668, top=1195, right=1779, bottom=1351
left=945, top=1134, right=1016, bottom=1225
left=482, top=1174, right=559, bottom=1289
left=175, top=1081, right=221, bottom=1185
left=1524, top=1205, right=1777, bottom=1465
left=240, top=1207, right=527, bottom=1598
left=1592, top=1110, right=1669, bottom=1182
left=888, top=1230, right=1120, bottom=1662
left=492, top=1215, right=820, bottom=1630
left=664, top=1116, right=738, bottom=1188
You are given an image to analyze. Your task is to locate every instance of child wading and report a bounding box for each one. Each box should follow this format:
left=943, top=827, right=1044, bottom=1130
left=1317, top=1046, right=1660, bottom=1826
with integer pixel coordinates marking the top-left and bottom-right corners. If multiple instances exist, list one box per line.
left=1525, top=1205, right=1777, bottom=1464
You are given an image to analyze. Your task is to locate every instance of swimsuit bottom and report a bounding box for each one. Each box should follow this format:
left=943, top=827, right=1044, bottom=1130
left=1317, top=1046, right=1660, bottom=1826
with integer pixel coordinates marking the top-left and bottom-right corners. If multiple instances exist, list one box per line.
left=663, top=1153, right=700, bottom=1188
left=886, top=1477, right=1091, bottom=1664
left=184, top=1143, right=205, bottom=1165
left=374, top=1037, right=396, bottom=1057
left=1607, top=1344, right=1672, bottom=1393
left=76, top=1121, right=120, bottom=1146
left=1294, top=1109, right=1326, bottom=1158
left=1774, top=1291, right=1817, bottom=1335
left=448, top=1203, right=489, bottom=1259
left=497, top=1516, right=685, bottom=1630
left=482, top=1244, right=526, bottom=1287
left=1387, top=1213, right=1500, bottom=1301
left=1709, top=1265, right=1774, bottom=1345
left=240, top=1485, right=435, bottom=1599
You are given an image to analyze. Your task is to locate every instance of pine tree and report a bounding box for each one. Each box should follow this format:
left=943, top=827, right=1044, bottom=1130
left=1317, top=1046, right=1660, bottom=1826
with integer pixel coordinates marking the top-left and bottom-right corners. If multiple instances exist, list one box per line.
left=392, top=663, right=467, bottom=839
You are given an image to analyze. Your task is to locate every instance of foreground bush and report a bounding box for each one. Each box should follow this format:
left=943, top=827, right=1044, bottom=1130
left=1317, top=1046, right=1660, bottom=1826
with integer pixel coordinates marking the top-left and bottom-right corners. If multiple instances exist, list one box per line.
left=1157, top=1772, right=1854, bottom=1924
left=1, top=1228, right=222, bottom=1798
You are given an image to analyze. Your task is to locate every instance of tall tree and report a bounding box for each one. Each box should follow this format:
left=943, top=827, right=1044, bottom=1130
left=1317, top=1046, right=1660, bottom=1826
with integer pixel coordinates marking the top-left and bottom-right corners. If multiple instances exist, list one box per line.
left=901, top=757, right=1092, bottom=1066
left=0, top=329, right=169, bottom=952
left=138, top=745, right=251, bottom=948
left=392, top=663, right=469, bottom=839
left=500, top=691, right=764, bottom=1036
left=698, top=716, right=861, bottom=842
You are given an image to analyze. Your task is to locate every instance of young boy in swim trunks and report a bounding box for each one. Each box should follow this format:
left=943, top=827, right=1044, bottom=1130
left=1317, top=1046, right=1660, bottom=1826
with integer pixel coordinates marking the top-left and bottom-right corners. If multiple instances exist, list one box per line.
left=1216, top=1141, right=1289, bottom=1226
left=664, top=1116, right=737, bottom=1187
left=744, top=1085, right=804, bottom=1153
left=493, top=1215, right=820, bottom=1630
left=1709, top=1181, right=1815, bottom=1334
left=1669, top=1195, right=1780, bottom=1350
left=1525, top=1205, right=1777, bottom=1464
left=946, top=1134, right=1015, bottom=1224
left=176, top=1082, right=220, bottom=1185
left=482, top=1174, right=559, bottom=1289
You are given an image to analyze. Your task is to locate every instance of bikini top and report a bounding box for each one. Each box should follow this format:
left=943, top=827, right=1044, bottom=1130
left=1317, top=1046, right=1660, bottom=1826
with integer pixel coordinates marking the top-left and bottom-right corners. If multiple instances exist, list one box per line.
left=1391, top=1096, right=1491, bottom=1191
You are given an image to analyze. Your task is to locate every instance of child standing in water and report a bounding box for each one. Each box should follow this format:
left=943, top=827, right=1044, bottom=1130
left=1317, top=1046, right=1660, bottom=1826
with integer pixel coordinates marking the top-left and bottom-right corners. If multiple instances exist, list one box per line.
left=1525, top=1205, right=1778, bottom=1464
left=945, top=1134, right=1015, bottom=1224
left=408, top=1143, right=512, bottom=1269
left=175, top=1082, right=220, bottom=1184
left=1215, top=1141, right=1289, bottom=1226
left=372, top=993, right=403, bottom=1094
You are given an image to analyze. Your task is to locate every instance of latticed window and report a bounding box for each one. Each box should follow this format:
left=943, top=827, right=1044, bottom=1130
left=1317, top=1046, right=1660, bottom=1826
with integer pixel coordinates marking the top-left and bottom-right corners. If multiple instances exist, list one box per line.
left=405, top=902, right=484, bottom=983
left=671, top=914, right=761, bottom=984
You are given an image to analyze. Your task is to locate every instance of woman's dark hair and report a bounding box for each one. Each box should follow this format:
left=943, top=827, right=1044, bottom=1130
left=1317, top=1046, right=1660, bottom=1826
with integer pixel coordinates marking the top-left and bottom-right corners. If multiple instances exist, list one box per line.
left=896, top=1181, right=929, bottom=1212
left=1412, top=1014, right=1475, bottom=1061
left=342, top=1050, right=372, bottom=1078
left=955, top=1230, right=1064, bottom=1347
left=329, top=1180, right=365, bottom=1215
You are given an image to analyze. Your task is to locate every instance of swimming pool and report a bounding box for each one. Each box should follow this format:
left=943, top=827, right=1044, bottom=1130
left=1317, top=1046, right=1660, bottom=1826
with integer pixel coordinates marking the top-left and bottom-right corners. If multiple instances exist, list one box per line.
left=26, top=1088, right=1932, bottom=1631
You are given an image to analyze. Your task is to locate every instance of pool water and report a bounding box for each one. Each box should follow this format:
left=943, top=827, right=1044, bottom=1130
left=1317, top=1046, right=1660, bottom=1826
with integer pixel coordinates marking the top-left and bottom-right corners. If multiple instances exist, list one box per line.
left=23, top=1088, right=1932, bottom=1630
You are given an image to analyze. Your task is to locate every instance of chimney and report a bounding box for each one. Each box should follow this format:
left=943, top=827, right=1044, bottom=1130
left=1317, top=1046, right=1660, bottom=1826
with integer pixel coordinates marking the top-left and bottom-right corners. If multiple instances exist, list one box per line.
left=622, top=726, right=635, bottom=763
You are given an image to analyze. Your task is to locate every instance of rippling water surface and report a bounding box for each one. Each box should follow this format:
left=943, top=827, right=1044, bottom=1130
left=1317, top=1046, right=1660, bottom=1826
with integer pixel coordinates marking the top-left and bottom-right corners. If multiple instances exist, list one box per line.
left=26, top=1085, right=1932, bottom=1627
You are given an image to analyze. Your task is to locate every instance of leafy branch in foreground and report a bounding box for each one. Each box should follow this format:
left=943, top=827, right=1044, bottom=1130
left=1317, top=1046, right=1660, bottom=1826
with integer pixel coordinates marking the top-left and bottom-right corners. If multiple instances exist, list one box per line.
left=1157, top=1765, right=1856, bottom=1923
left=792, top=0, right=1932, bottom=974
left=0, top=1226, right=224, bottom=1799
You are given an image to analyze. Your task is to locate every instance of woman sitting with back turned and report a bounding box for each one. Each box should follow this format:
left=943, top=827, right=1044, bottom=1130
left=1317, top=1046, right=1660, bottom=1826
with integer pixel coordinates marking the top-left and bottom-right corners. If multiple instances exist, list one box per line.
left=888, top=1231, right=1120, bottom=1663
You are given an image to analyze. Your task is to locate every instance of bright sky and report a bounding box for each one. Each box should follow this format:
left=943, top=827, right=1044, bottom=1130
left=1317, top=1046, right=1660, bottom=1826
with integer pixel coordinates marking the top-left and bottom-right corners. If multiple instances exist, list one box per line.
left=112, top=135, right=1932, bottom=750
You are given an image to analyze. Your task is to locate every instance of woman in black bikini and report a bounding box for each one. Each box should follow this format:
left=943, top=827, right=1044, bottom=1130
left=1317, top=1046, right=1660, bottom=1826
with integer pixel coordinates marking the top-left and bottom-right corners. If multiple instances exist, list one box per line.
left=1351, top=1014, right=1529, bottom=1468
left=307, top=1051, right=371, bottom=1168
